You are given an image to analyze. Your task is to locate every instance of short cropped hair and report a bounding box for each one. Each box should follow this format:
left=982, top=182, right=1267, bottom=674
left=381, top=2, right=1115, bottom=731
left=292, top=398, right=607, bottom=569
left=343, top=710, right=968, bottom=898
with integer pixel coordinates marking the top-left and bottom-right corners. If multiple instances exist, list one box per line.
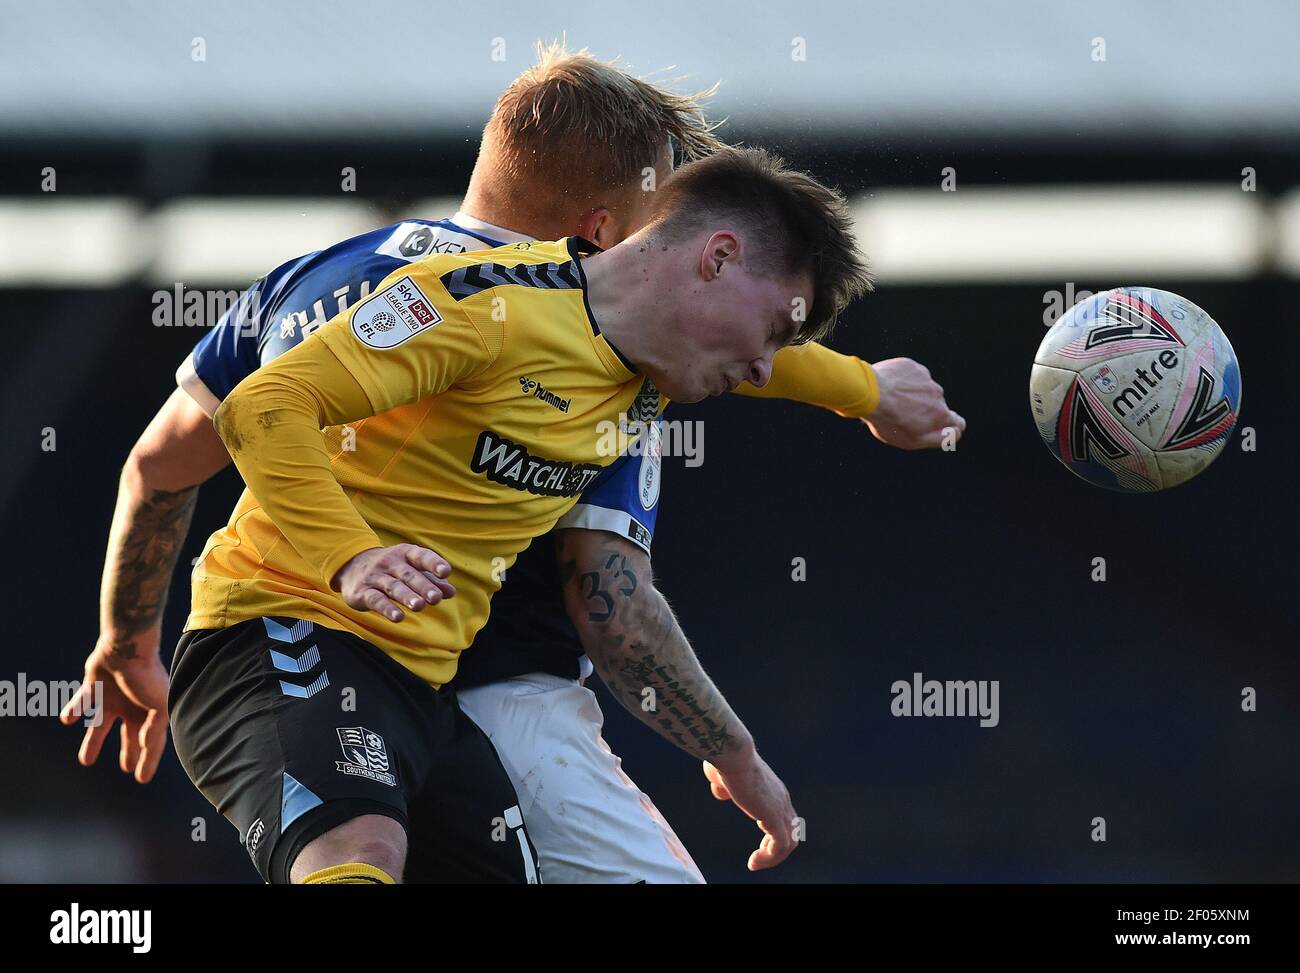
left=481, top=41, right=725, bottom=211
left=646, top=147, right=872, bottom=342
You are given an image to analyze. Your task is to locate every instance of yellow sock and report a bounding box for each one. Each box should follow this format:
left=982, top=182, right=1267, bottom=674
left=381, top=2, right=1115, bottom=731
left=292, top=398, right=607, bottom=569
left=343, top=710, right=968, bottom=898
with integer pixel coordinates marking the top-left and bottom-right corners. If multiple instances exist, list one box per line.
left=300, top=862, right=396, bottom=884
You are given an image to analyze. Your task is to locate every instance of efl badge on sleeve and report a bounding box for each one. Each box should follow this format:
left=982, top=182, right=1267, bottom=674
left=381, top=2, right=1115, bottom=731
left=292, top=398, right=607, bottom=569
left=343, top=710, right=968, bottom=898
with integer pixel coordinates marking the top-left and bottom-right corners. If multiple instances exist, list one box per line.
left=351, top=275, right=443, bottom=349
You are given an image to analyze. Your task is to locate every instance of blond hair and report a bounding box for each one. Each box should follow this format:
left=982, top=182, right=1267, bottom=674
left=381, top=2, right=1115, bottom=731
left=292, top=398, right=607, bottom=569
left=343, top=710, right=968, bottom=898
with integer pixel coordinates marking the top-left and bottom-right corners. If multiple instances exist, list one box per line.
left=476, top=41, right=724, bottom=218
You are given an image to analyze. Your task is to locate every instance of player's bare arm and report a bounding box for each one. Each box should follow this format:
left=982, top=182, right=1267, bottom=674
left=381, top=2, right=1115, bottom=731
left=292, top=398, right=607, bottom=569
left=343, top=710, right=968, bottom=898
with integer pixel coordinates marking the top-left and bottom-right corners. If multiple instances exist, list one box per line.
left=556, top=527, right=800, bottom=871
left=101, top=389, right=233, bottom=653
left=62, top=388, right=231, bottom=782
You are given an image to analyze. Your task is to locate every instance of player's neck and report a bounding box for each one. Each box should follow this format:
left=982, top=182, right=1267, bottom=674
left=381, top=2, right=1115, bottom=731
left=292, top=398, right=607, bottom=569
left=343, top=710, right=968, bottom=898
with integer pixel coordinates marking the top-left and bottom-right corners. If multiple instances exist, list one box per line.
left=451, top=207, right=535, bottom=244
left=458, top=188, right=567, bottom=243
left=581, top=240, right=675, bottom=377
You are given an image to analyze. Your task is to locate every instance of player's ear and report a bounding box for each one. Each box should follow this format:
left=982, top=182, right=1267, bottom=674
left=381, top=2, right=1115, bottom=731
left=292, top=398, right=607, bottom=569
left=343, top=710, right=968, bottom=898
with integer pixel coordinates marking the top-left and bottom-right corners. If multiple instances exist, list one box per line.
left=578, top=208, right=615, bottom=248
left=700, top=231, right=738, bottom=280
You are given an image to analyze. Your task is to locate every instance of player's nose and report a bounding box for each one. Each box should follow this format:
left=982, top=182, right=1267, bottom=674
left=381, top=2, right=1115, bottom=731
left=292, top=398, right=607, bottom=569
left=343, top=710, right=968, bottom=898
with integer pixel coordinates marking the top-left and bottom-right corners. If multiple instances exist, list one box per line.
left=746, top=359, right=771, bottom=388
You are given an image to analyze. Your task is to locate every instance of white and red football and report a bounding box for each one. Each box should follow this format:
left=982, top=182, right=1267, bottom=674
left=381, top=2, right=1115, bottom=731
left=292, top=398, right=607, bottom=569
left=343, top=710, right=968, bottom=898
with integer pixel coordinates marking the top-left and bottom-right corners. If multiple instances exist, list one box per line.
left=1030, top=287, right=1242, bottom=492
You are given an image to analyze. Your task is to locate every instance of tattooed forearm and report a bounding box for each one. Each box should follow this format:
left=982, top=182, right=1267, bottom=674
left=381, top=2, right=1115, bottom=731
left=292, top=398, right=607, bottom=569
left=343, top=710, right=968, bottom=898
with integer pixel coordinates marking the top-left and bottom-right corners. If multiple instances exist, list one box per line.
left=579, top=552, right=637, bottom=623
left=615, top=651, right=737, bottom=760
left=108, top=637, right=139, bottom=660
left=562, top=537, right=751, bottom=764
left=104, top=485, right=199, bottom=637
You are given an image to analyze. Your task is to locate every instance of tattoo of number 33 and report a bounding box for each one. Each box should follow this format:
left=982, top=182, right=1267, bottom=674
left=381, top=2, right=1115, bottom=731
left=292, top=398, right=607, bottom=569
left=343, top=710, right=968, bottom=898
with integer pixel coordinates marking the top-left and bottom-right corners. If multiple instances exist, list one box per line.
left=580, top=553, right=638, bottom=623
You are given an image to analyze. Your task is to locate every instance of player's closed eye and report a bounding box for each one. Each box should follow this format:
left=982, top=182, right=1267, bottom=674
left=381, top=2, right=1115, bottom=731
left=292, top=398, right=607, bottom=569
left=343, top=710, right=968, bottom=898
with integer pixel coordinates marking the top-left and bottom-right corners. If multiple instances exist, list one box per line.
left=774, top=317, right=797, bottom=347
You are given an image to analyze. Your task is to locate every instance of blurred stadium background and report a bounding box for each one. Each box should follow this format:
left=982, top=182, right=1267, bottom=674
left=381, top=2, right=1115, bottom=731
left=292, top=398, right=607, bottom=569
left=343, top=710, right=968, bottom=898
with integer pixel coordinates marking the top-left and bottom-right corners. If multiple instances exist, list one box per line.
left=1, top=0, right=1297, bottom=882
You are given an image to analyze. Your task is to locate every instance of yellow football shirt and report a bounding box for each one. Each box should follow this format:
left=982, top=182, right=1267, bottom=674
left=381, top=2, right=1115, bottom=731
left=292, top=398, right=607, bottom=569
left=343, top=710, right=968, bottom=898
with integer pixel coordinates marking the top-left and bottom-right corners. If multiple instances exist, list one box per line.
left=739, top=341, right=880, bottom=417
left=188, top=237, right=662, bottom=688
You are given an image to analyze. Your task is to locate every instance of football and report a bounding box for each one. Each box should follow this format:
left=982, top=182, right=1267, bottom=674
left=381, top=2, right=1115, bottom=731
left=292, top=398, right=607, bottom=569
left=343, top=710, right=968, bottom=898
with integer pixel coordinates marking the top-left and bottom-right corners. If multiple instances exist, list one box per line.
left=1030, top=286, right=1242, bottom=492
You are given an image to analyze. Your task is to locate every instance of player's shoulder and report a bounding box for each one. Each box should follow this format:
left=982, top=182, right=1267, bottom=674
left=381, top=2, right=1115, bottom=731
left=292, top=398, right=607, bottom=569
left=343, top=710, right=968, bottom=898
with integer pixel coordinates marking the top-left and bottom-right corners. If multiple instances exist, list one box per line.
left=292, top=219, right=445, bottom=280
left=421, top=236, right=585, bottom=269
left=346, top=237, right=595, bottom=359
left=253, top=219, right=449, bottom=336
left=414, top=237, right=593, bottom=298
left=272, top=217, right=475, bottom=296
left=393, top=237, right=586, bottom=323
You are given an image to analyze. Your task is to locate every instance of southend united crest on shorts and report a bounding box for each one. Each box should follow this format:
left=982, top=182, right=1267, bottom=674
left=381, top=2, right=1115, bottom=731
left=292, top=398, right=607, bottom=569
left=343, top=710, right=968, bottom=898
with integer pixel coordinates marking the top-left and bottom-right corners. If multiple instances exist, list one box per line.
left=335, top=726, right=397, bottom=787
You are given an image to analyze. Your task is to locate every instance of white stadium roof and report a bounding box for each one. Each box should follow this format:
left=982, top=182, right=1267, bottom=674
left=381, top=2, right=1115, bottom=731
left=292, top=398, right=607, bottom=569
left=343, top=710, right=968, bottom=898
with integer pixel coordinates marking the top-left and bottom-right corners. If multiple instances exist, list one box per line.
left=2, top=0, right=1299, bottom=139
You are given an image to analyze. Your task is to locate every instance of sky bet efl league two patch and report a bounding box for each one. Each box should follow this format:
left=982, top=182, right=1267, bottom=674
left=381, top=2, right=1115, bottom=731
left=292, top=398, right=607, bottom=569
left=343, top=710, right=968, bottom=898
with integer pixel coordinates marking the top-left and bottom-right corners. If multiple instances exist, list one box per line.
left=350, top=275, right=443, bottom=349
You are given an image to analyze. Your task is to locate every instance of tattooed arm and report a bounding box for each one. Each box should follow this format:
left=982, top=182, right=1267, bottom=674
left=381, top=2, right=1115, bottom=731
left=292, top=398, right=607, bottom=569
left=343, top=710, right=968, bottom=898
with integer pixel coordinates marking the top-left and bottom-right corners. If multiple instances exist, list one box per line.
left=100, top=389, right=228, bottom=653
left=61, top=387, right=233, bottom=782
left=555, top=527, right=800, bottom=871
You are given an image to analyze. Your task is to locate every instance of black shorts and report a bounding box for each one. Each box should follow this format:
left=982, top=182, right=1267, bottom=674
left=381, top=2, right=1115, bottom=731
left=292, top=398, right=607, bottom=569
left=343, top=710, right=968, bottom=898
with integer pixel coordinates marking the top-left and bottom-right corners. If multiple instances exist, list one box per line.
left=169, top=615, right=539, bottom=884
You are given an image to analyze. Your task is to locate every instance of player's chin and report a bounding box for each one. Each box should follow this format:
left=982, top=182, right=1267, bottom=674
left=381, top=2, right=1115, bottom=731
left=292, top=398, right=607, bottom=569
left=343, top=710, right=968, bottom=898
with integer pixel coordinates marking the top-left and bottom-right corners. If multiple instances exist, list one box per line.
left=664, top=382, right=710, bottom=404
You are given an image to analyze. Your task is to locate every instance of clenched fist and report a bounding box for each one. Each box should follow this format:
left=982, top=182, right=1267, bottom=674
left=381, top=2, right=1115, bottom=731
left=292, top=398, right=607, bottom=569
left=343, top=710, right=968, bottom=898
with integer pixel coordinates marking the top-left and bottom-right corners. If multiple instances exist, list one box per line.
left=865, top=357, right=966, bottom=450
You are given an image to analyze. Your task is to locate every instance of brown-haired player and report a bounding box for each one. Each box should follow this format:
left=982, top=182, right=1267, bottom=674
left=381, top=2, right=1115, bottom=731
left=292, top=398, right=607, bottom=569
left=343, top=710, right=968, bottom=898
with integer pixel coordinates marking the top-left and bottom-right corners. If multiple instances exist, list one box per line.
left=64, top=44, right=963, bottom=883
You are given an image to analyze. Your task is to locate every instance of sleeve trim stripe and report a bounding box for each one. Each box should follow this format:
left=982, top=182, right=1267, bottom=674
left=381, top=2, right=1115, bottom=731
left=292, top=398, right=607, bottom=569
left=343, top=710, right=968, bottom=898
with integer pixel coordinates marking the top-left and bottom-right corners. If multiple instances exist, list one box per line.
left=555, top=503, right=652, bottom=554
left=176, top=353, right=222, bottom=418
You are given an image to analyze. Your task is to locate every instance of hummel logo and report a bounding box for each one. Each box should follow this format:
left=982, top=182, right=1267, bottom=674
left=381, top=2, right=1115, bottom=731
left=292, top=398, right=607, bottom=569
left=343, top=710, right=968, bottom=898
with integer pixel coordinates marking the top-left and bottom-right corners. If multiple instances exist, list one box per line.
left=518, top=376, right=571, bottom=413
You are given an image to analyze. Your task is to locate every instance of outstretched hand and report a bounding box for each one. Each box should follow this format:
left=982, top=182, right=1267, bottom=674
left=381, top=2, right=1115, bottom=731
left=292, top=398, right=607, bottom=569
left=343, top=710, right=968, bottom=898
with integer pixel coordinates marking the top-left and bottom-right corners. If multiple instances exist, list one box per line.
left=62, top=632, right=170, bottom=784
left=703, top=754, right=800, bottom=871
